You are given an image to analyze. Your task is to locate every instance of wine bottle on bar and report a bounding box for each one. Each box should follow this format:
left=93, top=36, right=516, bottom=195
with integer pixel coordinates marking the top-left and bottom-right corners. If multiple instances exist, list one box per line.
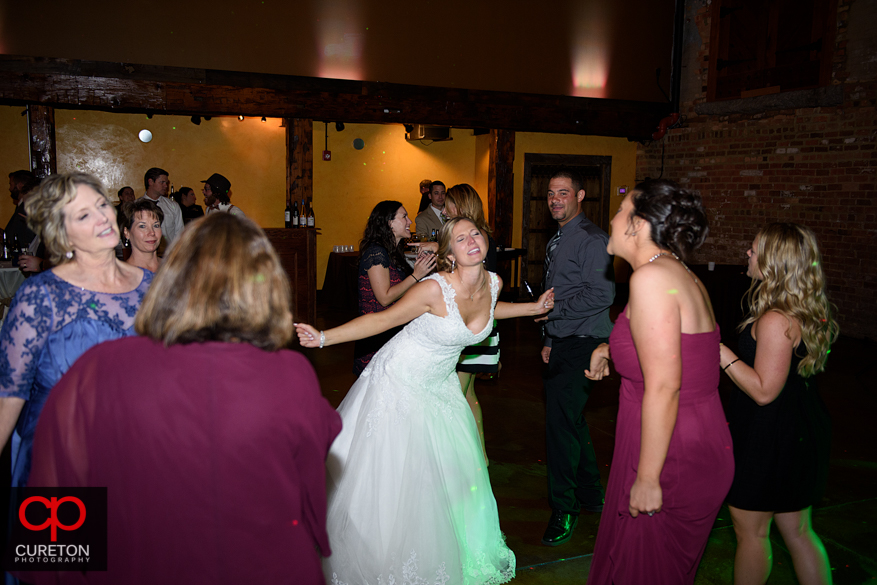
left=285, top=195, right=291, bottom=228
left=292, top=200, right=299, bottom=227
left=300, top=197, right=307, bottom=228
left=307, top=202, right=315, bottom=227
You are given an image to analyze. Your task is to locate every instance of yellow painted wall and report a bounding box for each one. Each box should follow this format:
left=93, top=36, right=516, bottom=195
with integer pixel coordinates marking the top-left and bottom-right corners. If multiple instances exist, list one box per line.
left=53, top=110, right=287, bottom=229
left=0, top=107, right=636, bottom=286
left=313, top=124, right=481, bottom=288
left=0, top=106, right=31, bottom=226
left=512, top=133, right=637, bottom=281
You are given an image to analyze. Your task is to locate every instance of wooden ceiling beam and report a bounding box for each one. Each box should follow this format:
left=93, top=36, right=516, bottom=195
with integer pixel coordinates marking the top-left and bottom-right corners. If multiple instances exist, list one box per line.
left=0, top=55, right=669, bottom=139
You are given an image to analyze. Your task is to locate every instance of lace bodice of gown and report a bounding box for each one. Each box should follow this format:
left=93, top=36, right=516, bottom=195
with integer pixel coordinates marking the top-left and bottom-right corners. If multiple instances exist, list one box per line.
left=357, top=271, right=499, bottom=429
left=325, top=269, right=515, bottom=585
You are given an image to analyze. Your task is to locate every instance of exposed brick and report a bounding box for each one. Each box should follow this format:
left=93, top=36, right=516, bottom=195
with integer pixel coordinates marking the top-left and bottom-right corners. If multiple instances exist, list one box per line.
left=636, top=1, right=877, bottom=339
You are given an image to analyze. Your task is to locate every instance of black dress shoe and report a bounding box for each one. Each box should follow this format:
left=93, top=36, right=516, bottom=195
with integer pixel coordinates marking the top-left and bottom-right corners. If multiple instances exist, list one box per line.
left=541, top=510, right=578, bottom=546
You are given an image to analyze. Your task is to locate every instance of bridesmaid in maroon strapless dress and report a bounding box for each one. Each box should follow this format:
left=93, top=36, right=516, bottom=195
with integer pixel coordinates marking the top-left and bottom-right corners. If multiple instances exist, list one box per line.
left=588, top=310, right=734, bottom=583
left=585, top=180, right=734, bottom=584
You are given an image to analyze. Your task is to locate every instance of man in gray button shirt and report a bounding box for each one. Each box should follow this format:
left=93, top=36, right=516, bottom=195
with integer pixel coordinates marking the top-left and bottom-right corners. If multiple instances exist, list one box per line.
left=538, top=169, right=615, bottom=546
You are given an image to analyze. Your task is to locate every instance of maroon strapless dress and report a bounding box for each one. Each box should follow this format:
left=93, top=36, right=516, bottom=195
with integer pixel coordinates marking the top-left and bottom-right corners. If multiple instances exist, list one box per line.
left=588, top=308, right=735, bottom=585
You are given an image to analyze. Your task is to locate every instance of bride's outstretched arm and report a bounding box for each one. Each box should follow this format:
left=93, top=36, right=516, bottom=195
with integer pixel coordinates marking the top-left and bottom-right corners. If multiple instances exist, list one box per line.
left=296, top=279, right=443, bottom=348
left=494, top=288, right=554, bottom=320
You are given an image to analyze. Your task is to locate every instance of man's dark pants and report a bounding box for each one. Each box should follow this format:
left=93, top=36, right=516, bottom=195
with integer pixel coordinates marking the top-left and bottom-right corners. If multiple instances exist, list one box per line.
left=544, top=335, right=608, bottom=514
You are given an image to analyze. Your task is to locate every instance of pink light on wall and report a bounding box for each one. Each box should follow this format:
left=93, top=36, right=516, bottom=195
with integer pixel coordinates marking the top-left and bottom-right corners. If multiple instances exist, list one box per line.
left=570, top=1, right=611, bottom=98
left=315, top=0, right=365, bottom=80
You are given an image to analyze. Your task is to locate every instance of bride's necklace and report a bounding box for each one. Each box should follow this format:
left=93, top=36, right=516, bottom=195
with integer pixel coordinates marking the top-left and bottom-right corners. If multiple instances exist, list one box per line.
left=459, top=273, right=486, bottom=300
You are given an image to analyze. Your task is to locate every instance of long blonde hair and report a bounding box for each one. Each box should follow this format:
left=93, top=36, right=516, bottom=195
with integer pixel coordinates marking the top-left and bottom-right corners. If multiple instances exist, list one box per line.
left=445, top=184, right=491, bottom=235
left=740, top=223, right=838, bottom=377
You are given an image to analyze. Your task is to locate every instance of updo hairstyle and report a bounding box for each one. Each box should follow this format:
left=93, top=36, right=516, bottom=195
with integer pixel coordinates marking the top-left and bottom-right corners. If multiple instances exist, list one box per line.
left=630, top=179, right=709, bottom=261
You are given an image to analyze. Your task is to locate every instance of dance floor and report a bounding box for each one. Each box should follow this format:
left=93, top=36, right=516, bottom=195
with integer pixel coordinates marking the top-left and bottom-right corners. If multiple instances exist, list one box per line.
left=306, top=298, right=877, bottom=584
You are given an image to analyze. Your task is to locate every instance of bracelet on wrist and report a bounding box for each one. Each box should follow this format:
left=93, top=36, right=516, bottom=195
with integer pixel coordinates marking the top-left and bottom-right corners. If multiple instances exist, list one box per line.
left=723, top=358, right=740, bottom=371
left=319, top=331, right=325, bottom=349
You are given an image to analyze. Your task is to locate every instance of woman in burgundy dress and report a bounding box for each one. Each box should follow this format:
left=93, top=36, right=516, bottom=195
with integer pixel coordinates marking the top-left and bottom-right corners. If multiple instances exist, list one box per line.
left=719, top=223, right=837, bottom=585
left=353, top=200, right=436, bottom=374
left=26, top=213, right=341, bottom=585
left=585, top=180, right=734, bottom=584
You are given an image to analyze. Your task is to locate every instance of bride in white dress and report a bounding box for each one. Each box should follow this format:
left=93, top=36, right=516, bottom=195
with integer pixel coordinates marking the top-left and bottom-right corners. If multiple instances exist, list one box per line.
left=296, top=218, right=554, bottom=585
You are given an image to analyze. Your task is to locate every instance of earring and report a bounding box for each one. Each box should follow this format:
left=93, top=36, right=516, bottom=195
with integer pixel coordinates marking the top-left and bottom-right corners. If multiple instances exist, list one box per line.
left=65, top=250, right=74, bottom=259
left=451, top=259, right=456, bottom=273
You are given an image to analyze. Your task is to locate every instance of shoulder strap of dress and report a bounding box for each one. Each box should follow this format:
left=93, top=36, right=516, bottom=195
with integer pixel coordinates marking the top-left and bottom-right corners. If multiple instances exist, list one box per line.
left=426, top=273, right=457, bottom=313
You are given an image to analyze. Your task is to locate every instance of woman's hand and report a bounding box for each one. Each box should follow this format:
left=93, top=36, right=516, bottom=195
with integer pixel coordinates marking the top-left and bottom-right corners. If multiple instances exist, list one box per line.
left=19, top=254, right=42, bottom=273
left=629, top=476, right=662, bottom=518
left=294, top=323, right=322, bottom=348
left=584, top=343, right=611, bottom=380
left=531, top=288, right=555, bottom=316
left=719, top=343, right=738, bottom=370
left=412, top=252, right=437, bottom=280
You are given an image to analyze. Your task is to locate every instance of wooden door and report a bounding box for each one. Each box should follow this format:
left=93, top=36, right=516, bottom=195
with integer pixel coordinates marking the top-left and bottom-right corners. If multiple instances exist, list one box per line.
left=522, top=154, right=611, bottom=294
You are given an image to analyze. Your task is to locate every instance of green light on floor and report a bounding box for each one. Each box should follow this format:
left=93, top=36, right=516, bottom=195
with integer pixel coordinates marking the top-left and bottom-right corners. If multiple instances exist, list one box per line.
left=471, top=486, right=477, bottom=492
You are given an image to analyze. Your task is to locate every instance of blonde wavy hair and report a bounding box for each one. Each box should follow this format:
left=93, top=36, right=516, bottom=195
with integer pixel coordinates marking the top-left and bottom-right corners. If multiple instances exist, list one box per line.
left=445, top=184, right=492, bottom=235
left=740, top=223, right=839, bottom=377
left=25, top=172, right=115, bottom=266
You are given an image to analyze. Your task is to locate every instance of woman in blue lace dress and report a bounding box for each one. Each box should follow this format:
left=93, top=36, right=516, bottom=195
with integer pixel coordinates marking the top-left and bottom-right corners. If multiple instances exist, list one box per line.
left=353, top=201, right=436, bottom=374
left=0, top=173, right=153, bottom=490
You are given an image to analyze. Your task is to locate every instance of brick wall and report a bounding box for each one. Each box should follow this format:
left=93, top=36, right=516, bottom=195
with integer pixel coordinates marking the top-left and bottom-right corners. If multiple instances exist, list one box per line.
left=636, top=0, right=877, bottom=339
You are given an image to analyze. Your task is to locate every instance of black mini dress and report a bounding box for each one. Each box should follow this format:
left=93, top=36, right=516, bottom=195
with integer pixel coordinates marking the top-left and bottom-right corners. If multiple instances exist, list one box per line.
left=725, top=322, right=832, bottom=512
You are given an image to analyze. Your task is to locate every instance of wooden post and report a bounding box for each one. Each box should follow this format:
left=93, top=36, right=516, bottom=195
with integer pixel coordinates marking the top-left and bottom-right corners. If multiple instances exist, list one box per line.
left=487, top=129, right=515, bottom=248
left=27, top=105, right=56, bottom=177
left=286, top=118, right=313, bottom=207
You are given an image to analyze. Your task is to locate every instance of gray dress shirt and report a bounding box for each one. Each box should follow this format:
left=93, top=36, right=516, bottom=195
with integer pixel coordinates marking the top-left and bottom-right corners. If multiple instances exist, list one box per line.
left=542, top=213, right=614, bottom=346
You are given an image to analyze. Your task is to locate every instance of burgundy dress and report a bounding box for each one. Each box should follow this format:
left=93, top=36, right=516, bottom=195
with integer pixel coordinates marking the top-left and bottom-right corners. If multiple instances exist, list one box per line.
left=588, top=309, right=735, bottom=585
left=25, top=337, right=341, bottom=585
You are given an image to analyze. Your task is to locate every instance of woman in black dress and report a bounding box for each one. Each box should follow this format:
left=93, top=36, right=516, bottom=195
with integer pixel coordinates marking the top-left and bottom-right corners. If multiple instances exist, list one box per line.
left=719, top=223, right=838, bottom=585
left=353, top=201, right=436, bottom=374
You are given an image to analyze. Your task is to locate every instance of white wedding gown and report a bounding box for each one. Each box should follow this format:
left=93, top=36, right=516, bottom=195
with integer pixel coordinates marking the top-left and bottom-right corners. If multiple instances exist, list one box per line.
left=325, top=272, right=516, bottom=585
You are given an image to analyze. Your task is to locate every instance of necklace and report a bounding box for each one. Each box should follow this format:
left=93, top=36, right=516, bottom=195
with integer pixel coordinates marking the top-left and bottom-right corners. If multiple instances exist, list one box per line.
left=460, top=274, right=487, bottom=300
left=646, top=251, right=698, bottom=282
left=648, top=251, right=672, bottom=263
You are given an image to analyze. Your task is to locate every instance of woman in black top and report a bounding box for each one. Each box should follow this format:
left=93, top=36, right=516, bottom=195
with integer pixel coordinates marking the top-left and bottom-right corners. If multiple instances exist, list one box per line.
left=353, top=201, right=435, bottom=375
left=719, top=223, right=838, bottom=585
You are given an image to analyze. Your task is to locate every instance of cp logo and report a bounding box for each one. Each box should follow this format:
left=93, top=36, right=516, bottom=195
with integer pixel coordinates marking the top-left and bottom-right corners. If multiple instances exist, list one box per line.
left=19, top=496, right=86, bottom=542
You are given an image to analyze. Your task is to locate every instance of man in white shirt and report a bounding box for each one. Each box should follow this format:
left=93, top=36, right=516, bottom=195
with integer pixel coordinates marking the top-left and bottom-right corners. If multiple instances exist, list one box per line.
left=414, top=180, right=445, bottom=237
left=202, top=173, right=246, bottom=217
left=140, top=167, right=184, bottom=248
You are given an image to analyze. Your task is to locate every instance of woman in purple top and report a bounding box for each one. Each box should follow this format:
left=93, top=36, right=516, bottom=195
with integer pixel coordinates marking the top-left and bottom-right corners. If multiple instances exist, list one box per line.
left=586, top=180, right=734, bottom=584
left=26, top=213, right=341, bottom=585
left=353, top=200, right=435, bottom=374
